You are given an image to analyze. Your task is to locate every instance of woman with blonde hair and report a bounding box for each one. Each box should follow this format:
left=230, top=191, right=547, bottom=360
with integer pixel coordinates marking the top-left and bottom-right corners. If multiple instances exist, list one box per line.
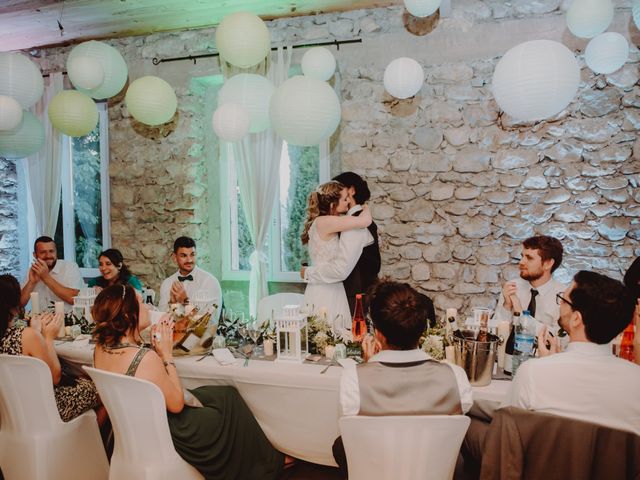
left=301, top=181, right=372, bottom=328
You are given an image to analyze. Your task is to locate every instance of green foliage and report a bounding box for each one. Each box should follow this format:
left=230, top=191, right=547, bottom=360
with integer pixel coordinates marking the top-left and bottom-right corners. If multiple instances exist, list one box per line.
left=237, top=189, right=255, bottom=271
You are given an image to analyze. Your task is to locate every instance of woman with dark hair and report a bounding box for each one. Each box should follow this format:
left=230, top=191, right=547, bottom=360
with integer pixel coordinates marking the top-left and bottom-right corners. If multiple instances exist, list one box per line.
left=92, top=284, right=286, bottom=480
left=0, top=274, right=98, bottom=421
left=623, top=258, right=640, bottom=366
left=88, top=248, right=142, bottom=292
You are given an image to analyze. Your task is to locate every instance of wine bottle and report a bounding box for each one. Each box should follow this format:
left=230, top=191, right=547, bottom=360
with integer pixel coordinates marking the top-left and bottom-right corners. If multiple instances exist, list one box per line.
left=619, top=322, right=635, bottom=362
left=477, top=311, right=489, bottom=342
left=351, top=294, right=367, bottom=343
left=503, top=312, right=519, bottom=375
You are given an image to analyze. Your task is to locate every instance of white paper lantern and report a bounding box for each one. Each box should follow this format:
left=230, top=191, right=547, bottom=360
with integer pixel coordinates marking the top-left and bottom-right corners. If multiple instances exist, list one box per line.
left=566, top=0, right=614, bottom=39
left=218, top=73, right=275, bottom=133
left=301, top=47, right=336, bottom=81
left=492, top=40, right=580, bottom=122
left=270, top=75, right=341, bottom=146
left=0, top=53, right=44, bottom=109
left=67, top=55, right=105, bottom=90
left=67, top=41, right=128, bottom=99
left=404, top=0, right=442, bottom=17
left=0, top=111, right=44, bottom=158
left=0, top=95, right=23, bottom=131
left=585, top=32, right=629, bottom=74
left=633, top=0, right=640, bottom=31
left=383, top=57, right=424, bottom=99
left=125, top=76, right=177, bottom=126
left=215, top=12, right=271, bottom=68
left=212, top=103, right=250, bottom=142
left=48, top=90, right=99, bottom=137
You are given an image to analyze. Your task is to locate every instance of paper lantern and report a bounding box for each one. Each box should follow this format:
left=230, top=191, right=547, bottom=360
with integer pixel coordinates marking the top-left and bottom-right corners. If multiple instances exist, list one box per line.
left=125, top=76, right=177, bottom=126
left=383, top=57, right=424, bottom=99
left=67, top=55, right=105, bottom=90
left=67, top=41, right=128, bottom=99
left=218, top=73, right=275, bottom=133
left=48, top=90, right=99, bottom=137
left=270, top=75, right=341, bottom=146
left=566, top=0, right=613, bottom=39
left=633, top=0, right=640, bottom=31
left=301, top=47, right=336, bottom=81
left=0, top=111, right=44, bottom=158
left=585, top=32, right=629, bottom=74
left=404, top=0, right=442, bottom=17
left=215, top=12, right=271, bottom=68
left=212, top=103, right=250, bottom=142
left=0, top=53, right=44, bottom=109
left=0, top=95, right=23, bottom=131
left=492, top=40, right=580, bottom=122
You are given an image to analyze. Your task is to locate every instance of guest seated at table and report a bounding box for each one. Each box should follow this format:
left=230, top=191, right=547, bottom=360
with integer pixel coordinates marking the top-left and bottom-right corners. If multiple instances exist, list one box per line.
left=92, top=284, right=285, bottom=480
left=332, top=279, right=473, bottom=477
left=0, top=274, right=98, bottom=422
left=87, top=248, right=142, bottom=293
left=623, top=257, right=640, bottom=366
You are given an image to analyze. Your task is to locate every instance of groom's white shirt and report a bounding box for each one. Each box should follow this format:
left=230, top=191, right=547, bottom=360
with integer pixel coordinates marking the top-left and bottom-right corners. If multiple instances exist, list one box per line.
left=304, top=205, right=374, bottom=284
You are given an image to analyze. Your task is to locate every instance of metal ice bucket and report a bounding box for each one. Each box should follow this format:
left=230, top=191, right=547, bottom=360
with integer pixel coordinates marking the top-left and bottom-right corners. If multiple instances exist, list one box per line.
left=452, top=333, right=500, bottom=386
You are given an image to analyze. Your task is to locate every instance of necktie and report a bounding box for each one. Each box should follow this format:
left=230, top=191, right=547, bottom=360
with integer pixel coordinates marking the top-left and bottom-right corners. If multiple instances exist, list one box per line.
left=528, top=289, right=538, bottom=317
left=178, top=274, right=193, bottom=282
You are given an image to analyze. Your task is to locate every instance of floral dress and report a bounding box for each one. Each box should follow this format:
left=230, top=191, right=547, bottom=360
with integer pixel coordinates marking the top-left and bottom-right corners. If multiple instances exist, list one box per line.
left=0, top=323, right=98, bottom=422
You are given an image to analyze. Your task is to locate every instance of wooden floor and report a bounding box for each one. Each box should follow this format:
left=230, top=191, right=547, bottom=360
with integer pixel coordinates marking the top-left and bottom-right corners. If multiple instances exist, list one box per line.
left=279, top=460, right=343, bottom=480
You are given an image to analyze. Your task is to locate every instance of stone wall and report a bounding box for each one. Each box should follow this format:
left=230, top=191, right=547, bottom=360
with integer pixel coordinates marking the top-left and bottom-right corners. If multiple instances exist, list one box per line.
left=26, top=0, right=639, bottom=315
left=0, top=158, right=19, bottom=275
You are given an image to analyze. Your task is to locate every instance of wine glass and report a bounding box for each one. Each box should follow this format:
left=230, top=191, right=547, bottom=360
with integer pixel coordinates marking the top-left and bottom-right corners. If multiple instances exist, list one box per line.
left=247, top=321, right=262, bottom=356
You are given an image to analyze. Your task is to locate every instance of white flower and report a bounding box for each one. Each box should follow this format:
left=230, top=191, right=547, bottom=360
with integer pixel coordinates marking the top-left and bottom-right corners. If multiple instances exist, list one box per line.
left=422, top=334, right=445, bottom=360
left=335, top=327, right=353, bottom=344
left=184, top=304, right=196, bottom=315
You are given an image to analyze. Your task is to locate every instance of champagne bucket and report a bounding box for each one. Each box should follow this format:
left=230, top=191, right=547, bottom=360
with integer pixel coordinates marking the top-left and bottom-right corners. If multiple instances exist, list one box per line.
left=452, top=333, right=500, bottom=386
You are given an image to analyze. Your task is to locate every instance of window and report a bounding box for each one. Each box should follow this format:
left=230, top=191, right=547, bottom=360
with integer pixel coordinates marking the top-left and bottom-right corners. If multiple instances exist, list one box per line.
left=221, top=140, right=330, bottom=282
left=54, top=102, right=111, bottom=277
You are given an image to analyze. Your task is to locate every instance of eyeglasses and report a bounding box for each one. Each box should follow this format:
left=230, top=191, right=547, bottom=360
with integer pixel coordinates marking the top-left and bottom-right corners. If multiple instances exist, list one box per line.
left=555, top=293, right=574, bottom=308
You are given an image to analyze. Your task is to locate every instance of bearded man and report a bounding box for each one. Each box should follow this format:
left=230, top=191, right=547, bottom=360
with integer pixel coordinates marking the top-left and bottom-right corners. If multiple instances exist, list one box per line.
left=496, top=235, right=566, bottom=331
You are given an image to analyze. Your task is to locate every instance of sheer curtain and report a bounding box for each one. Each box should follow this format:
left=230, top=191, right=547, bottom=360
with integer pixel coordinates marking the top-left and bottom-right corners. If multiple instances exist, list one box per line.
left=227, top=47, right=292, bottom=317
left=25, top=72, right=64, bottom=237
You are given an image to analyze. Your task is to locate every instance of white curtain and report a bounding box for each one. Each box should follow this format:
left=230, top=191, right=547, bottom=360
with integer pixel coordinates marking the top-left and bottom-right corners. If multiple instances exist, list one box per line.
left=231, top=47, right=292, bottom=317
left=26, top=72, right=64, bottom=237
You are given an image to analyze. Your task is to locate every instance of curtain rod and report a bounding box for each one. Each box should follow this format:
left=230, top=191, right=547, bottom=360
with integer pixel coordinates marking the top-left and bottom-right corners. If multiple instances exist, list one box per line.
left=151, top=38, right=362, bottom=65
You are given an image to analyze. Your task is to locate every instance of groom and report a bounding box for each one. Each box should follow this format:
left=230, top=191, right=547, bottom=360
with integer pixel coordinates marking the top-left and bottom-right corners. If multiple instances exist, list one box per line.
left=302, top=172, right=381, bottom=315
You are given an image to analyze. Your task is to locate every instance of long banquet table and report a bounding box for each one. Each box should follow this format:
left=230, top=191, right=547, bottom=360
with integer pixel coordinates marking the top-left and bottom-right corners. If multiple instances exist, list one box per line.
left=56, top=340, right=510, bottom=466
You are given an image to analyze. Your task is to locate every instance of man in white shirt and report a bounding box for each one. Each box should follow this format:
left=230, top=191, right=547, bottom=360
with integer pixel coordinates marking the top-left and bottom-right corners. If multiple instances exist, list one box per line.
left=333, top=280, right=472, bottom=476
left=158, top=236, right=222, bottom=313
left=504, top=270, right=640, bottom=435
left=496, top=235, right=566, bottom=331
left=20, top=236, right=83, bottom=313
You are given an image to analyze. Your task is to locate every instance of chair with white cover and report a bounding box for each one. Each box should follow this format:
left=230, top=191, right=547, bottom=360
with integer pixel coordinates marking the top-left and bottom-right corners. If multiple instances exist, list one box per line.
left=83, top=366, right=203, bottom=480
left=0, top=354, right=108, bottom=480
left=339, top=415, right=470, bottom=480
left=257, top=292, right=305, bottom=327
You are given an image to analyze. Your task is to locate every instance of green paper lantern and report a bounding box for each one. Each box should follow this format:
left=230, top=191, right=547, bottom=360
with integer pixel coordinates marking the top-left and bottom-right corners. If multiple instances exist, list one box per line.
left=215, top=12, right=271, bottom=68
left=0, top=52, right=44, bottom=109
left=48, top=90, right=99, bottom=137
left=67, top=41, right=128, bottom=99
left=125, top=76, right=177, bottom=126
left=0, top=111, right=44, bottom=159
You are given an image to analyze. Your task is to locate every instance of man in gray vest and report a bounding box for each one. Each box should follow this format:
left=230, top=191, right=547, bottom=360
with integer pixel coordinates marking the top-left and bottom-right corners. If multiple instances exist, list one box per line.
left=332, top=279, right=473, bottom=477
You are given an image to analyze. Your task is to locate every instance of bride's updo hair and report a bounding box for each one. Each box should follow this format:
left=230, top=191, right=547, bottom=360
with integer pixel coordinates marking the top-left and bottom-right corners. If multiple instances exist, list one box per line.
left=301, top=181, right=345, bottom=245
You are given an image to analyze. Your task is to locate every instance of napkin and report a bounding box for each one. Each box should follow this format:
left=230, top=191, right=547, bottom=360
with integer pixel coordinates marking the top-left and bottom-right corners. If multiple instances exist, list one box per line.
left=72, top=335, right=91, bottom=347
left=212, top=348, right=236, bottom=366
left=337, top=358, right=357, bottom=368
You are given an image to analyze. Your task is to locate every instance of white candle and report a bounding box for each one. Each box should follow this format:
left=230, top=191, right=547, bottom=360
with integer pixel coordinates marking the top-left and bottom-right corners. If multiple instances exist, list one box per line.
left=497, top=320, right=510, bottom=368
left=445, top=308, right=457, bottom=318
left=264, top=339, right=274, bottom=356
left=445, top=345, right=456, bottom=363
left=30, top=292, right=40, bottom=314
left=54, top=301, right=64, bottom=315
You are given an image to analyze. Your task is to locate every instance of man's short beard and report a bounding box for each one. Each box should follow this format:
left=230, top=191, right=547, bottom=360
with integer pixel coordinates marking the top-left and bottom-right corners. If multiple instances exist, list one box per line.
left=520, top=270, right=543, bottom=282
left=48, top=259, right=57, bottom=271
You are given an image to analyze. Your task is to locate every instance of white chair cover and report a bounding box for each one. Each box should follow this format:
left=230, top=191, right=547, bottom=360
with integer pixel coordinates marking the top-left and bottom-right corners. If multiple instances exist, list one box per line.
left=339, top=415, right=471, bottom=480
left=83, top=366, right=203, bottom=480
left=257, top=292, right=305, bottom=326
left=0, top=354, right=108, bottom=480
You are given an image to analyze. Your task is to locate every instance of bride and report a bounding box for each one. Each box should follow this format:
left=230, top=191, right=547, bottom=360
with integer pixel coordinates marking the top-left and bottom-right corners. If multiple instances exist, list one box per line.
left=301, top=181, right=372, bottom=329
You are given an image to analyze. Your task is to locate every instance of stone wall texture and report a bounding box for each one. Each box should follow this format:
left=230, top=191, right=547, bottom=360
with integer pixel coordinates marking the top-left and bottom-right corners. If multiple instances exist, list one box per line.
left=26, top=0, right=639, bottom=314
left=0, top=158, right=19, bottom=275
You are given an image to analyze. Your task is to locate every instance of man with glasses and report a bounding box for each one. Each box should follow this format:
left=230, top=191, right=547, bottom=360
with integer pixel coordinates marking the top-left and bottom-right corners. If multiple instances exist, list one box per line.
left=496, top=235, right=566, bottom=331
left=503, top=270, right=640, bottom=435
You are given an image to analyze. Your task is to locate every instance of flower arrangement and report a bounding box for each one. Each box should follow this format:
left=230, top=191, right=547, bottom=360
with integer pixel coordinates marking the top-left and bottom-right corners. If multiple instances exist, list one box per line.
left=419, top=321, right=449, bottom=360
left=307, top=312, right=352, bottom=352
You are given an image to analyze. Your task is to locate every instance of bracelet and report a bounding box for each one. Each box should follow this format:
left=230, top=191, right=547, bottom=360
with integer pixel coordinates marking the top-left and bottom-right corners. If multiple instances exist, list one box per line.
left=163, top=360, right=175, bottom=368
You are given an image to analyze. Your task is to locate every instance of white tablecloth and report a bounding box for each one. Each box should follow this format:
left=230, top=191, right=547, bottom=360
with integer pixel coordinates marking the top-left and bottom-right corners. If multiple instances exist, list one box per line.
left=56, top=341, right=510, bottom=466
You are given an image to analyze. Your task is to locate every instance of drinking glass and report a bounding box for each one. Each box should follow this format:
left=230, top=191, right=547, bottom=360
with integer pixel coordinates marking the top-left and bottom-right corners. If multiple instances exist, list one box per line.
left=247, top=321, right=262, bottom=356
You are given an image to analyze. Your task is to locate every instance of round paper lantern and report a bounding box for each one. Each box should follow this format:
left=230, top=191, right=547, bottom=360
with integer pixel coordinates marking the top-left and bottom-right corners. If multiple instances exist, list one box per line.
left=492, top=40, right=580, bottom=122
left=67, top=55, right=105, bottom=90
left=215, top=12, right=271, bottom=68
left=301, top=47, right=336, bottom=81
left=0, top=111, right=44, bottom=158
left=566, top=0, right=613, bottom=39
left=67, top=41, right=128, bottom=99
left=404, top=0, right=442, bottom=17
left=48, top=90, right=99, bottom=137
left=212, top=103, right=250, bottom=142
left=0, top=53, right=44, bottom=109
left=585, top=32, right=629, bottom=74
left=0, top=95, right=23, bottom=131
left=218, top=73, right=275, bottom=133
left=633, top=0, right=640, bottom=31
left=125, top=76, right=177, bottom=126
left=383, top=57, right=424, bottom=99
left=270, top=75, right=341, bottom=146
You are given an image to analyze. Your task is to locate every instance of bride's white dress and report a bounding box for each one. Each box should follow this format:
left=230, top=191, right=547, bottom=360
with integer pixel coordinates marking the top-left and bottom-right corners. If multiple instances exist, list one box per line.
left=304, top=220, right=352, bottom=330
